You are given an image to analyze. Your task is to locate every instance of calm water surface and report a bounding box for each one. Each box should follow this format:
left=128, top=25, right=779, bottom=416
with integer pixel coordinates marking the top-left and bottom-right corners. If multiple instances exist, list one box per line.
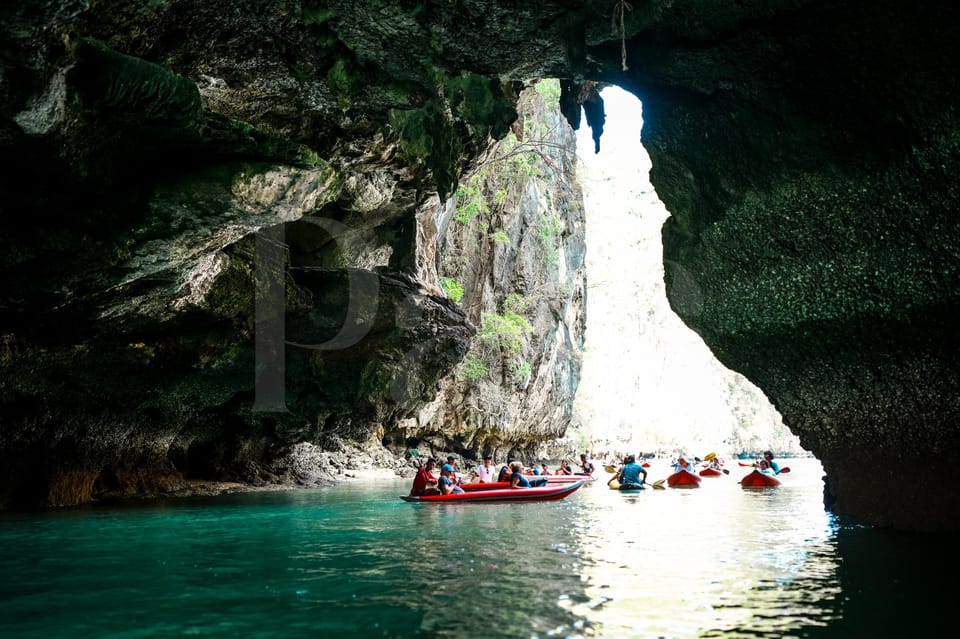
left=1, top=458, right=955, bottom=638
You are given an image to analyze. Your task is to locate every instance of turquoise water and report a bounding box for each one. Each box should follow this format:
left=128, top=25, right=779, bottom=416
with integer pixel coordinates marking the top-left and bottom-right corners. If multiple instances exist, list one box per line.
left=0, top=458, right=955, bottom=638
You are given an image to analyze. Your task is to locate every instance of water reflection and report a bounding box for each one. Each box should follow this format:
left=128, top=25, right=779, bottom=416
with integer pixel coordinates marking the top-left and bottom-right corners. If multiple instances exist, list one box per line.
left=565, top=458, right=841, bottom=638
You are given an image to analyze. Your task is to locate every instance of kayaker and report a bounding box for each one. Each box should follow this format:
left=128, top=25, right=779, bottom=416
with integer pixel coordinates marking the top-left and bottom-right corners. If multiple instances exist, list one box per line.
left=509, top=462, right=532, bottom=488
left=763, top=450, right=782, bottom=474
left=555, top=459, right=573, bottom=475
left=539, top=463, right=550, bottom=475
left=614, top=454, right=647, bottom=489
left=672, top=457, right=694, bottom=473
left=439, top=464, right=465, bottom=494
left=409, top=457, right=440, bottom=496
left=578, top=454, right=595, bottom=475
left=471, top=455, right=496, bottom=483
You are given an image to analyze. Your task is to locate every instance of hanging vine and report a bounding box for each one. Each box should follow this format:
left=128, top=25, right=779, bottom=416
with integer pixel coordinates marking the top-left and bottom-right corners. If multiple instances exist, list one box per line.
left=611, top=0, right=633, bottom=71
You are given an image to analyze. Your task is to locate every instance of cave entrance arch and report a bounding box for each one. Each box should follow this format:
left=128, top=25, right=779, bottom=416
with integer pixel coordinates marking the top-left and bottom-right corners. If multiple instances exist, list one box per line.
left=568, top=85, right=803, bottom=462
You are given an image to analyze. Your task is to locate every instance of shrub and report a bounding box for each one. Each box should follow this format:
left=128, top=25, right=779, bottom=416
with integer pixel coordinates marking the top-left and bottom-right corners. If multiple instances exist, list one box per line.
left=490, top=230, right=510, bottom=244
left=461, top=355, right=488, bottom=381
left=440, top=277, right=465, bottom=303
left=478, top=310, right=532, bottom=353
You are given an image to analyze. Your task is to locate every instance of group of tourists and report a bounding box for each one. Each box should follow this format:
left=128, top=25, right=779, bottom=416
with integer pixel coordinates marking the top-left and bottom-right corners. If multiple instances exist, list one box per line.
left=601, top=449, right=781, bottom=490
left=409, top=455, right=464, bottom=497
left=408, top=452, right=597, bottom=496
left=408, top=449, right=784, bottom=496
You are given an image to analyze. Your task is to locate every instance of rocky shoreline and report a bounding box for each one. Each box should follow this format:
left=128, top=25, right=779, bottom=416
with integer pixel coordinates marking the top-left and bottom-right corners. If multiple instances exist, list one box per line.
left=81, top=440, right=419, bottom=506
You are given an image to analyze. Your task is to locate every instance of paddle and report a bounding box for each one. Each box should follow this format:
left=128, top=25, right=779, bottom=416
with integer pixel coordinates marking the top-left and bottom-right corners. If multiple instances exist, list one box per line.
left=739, top=459, right=791, bottom=472
left=740, top=465, right=791, bottom=475
left=647, top=479, right=666, bottom=490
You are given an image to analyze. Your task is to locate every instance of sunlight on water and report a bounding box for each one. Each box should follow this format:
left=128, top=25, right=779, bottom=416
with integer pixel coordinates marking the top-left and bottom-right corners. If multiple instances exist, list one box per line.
left=0, top=458, right=954, bottom=638
left=555, top=459, right=839, bottom=638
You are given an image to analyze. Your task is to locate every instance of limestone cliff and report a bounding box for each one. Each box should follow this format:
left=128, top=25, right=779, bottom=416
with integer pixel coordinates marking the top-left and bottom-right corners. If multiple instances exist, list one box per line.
left=383, top=81, right=586, bottom=462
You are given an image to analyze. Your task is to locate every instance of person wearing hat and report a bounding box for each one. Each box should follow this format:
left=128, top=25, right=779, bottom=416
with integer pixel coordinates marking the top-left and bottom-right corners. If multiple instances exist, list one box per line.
left=445, top=455, right=463, bottom=486
left=438, top=463, right=465, bottom=494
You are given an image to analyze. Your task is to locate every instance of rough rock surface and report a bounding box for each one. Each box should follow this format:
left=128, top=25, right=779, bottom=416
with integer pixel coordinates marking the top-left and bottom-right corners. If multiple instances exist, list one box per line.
left=383, top=82, right=587, bottom=464
left=1, top=1, right=959, bottom=530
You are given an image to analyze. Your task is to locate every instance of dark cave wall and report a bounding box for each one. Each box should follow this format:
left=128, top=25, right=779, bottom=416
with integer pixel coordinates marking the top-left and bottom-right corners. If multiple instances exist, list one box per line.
left=622, top=2, right=960, bottom=529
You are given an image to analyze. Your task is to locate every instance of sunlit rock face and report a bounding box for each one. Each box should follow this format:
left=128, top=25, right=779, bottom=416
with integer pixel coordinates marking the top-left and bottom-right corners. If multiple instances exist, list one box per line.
left=2, top=2, right=959, bottom=529
left=382, top=84, right=587, bottom=463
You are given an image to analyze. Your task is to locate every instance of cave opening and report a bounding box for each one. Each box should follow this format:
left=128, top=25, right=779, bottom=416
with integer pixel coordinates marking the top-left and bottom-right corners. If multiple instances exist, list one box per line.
left=567, top=85, right=805, bottom=462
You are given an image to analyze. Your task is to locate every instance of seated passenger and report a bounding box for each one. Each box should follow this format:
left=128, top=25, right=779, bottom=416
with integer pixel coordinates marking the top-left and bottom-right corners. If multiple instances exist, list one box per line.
left=471, top=455, right=496, bottom=483
left=439, top=464, right=465, bottom=494
left=497, top=457, right=515, bottom=483
left=578, top=454, right=595, bottom=475
left=409, top=458, right=440, bottom=496
left=555, top=459, right=573, bottom=475
left=509, top=462, right=532, bottom=488
left=445, top=455, right=464, bottom=485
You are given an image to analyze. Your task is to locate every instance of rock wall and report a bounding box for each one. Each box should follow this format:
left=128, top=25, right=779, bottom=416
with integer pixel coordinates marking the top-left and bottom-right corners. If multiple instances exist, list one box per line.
left=383, top=82, right=586, bottom=463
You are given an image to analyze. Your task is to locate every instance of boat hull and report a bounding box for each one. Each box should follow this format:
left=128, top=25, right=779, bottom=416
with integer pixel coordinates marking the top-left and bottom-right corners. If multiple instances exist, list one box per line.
left=699, top=468, right=723, bottom=477
left=740, top=470, right=781, bottom=487
left=401, top=480, right=585, bottom=502
left=667, top=470, right=701, bottom=487
left=608, top=480, right=644, bottom=491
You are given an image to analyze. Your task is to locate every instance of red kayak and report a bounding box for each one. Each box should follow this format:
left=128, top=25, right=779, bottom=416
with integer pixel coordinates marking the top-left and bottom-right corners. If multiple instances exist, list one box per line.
left=740, top=470, right=781, bottom=487
left=667, top=469, right=701, bottom=487
left=401, top=479, right=585, bottom=502
left=699, top=467, right=723, bottom=477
